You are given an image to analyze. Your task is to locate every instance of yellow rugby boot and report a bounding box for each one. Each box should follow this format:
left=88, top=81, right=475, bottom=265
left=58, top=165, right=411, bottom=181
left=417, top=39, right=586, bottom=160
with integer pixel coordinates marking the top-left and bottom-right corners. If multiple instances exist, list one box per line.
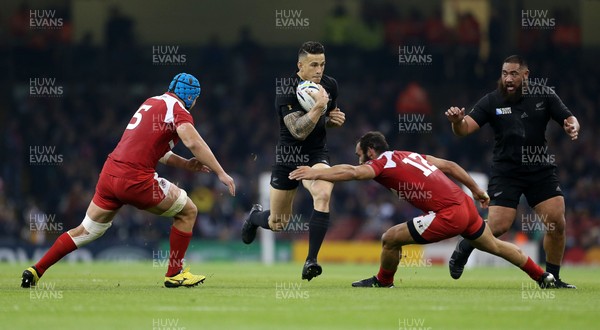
left=164, top=267, right=206, bottom=288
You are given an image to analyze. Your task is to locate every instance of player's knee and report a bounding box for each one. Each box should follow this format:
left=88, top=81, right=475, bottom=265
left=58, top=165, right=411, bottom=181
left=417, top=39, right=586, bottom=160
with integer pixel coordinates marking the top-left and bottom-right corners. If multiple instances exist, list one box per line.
left=546, top=215, right=565, bottom=235
left=187, top=200, right=198, bottom=217
left=514, top=245, right=523, bottom=256
left=69, top=215, right=112, bottom=248
left=311, top=189, right=331, bottom=206
left=176, top=200, right=197, bottom=225
left=381, top=229, right=400, bottom=249
left=489, top=219, right=512, bottom=236
left=162, top=189, right=189, bottom=218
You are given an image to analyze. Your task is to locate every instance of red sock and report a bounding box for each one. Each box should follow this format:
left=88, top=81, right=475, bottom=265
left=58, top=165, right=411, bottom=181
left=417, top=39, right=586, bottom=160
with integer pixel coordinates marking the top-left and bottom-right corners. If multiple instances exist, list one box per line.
left=376, top=267, right=396, bottom=286
left=35, top=232, right=78, bottom=276
left=520, top=257, right=544, bottom=281
left=166, top=226, right=192, bottom=277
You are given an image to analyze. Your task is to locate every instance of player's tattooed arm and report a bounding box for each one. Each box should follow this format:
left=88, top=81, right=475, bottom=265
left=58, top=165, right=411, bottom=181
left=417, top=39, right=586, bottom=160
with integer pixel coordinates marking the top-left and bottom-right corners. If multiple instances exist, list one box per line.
left=284, top=110, right=319, bottom=141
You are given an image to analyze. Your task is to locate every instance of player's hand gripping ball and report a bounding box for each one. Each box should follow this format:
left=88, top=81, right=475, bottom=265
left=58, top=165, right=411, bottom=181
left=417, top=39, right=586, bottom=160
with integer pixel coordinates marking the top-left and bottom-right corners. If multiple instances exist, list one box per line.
left=296, top=80, right=321, bottom=112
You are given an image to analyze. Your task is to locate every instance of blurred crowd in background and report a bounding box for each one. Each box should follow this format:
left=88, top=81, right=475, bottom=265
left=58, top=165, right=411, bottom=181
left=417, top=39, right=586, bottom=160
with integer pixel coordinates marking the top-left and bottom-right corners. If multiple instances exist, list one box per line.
left=1, top=1, right=598, bottom=263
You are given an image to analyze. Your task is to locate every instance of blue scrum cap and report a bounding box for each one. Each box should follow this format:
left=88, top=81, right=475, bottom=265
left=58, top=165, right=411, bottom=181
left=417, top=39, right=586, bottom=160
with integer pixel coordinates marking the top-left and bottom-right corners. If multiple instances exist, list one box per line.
left=168, top=73, right=201, bottom=109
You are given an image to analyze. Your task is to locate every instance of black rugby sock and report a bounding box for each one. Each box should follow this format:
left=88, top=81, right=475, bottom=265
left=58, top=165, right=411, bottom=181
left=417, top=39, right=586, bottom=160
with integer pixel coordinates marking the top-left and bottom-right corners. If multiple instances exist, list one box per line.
left=546, top=262, right=560, bottom=279
left=307, top=210, right=329, bottom=261
left=250, top=210, right=271, bottom=229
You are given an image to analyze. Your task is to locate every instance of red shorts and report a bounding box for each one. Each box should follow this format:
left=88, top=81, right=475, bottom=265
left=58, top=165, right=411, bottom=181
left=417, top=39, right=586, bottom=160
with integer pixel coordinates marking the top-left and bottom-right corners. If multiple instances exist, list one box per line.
left=92, top=171, right=171, bottom=210
left=407, top=195, right=485, bottom=244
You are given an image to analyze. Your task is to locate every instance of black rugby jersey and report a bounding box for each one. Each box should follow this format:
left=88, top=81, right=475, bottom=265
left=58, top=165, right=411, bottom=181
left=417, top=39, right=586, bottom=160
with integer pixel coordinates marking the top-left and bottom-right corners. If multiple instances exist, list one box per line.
left=468, top=85, right=572, bottom=173
left=274, top=73, right=338, bottom=155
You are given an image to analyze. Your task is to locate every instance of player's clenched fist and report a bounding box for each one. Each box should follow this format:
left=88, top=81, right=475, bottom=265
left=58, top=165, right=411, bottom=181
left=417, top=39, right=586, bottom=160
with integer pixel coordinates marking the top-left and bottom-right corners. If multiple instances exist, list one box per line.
left=327, top=108, right=345, bottom=127
left=563, top=118, right=580, bottom=140
left=445, top=107, right=466, bottom=124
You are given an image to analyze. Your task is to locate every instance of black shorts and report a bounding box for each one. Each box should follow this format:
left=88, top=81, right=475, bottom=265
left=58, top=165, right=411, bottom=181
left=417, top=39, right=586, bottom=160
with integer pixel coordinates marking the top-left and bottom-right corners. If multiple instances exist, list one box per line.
left=270, top=152, right=330, bottom=190
left=487, top=167, right=563, bottom=209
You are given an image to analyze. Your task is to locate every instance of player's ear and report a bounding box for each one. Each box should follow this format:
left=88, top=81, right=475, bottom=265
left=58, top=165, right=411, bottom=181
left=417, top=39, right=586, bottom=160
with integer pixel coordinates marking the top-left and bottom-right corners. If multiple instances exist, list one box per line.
left=367, top=147, right=376, bottom=160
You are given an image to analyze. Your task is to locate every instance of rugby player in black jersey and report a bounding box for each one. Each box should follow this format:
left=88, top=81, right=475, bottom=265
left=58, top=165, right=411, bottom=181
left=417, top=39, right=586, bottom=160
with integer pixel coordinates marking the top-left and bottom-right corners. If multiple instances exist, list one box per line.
left=445, top=55, right=580, bottom=288
left=242, top=41, right=345, bottom=281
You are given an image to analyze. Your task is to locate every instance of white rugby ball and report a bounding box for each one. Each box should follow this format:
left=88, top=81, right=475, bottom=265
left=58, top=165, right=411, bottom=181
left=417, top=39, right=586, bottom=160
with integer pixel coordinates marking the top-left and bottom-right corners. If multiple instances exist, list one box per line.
left=296, top=80, right=321, bottom=111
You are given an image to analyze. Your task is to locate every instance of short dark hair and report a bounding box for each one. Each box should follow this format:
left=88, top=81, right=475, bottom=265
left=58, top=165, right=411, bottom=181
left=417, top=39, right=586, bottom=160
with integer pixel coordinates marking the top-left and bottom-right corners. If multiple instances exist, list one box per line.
left=298, top=41, right=325, bottom=59
left=503, top=55, right=528, bottom=69
left=358, top=131, right=390, bottom=155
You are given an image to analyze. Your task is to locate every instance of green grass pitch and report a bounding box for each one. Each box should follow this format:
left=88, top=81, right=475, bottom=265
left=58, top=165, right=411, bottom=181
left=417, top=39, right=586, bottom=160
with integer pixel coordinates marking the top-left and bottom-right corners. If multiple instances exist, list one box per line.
left=1, top=262, right=598, bottom=330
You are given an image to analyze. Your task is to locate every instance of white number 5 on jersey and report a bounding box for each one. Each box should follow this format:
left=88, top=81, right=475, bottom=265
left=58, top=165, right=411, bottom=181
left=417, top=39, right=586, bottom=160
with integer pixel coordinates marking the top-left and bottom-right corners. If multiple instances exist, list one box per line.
left=126, top=104, right=152, bottom=130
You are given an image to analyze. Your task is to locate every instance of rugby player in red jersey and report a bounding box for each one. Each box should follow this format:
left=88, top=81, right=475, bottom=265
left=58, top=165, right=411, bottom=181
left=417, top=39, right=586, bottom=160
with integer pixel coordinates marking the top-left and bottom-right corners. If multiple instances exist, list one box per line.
left=21, top=73, right=236, bottom=288
left=289, top=131, right=555, bottom=288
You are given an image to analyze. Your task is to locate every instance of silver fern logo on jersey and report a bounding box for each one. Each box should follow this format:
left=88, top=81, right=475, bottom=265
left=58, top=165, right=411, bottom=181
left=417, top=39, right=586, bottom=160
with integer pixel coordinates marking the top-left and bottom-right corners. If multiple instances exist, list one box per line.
left=153, top=45, right=187, bottom=65
left=275, top=10, right=310, bottom=29
left=29, top=10, right=63, bottom=29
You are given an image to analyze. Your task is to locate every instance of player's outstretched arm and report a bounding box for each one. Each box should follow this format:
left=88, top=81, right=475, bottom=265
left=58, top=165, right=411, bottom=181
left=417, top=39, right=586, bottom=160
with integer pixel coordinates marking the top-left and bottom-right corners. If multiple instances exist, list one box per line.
left=425, top=155, right=489, bottom=208
left=445, top=107, right=480, bottom=136
left=289, top=164, right=375, bottom=182
left=176, top=123, right=236, bottom=196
